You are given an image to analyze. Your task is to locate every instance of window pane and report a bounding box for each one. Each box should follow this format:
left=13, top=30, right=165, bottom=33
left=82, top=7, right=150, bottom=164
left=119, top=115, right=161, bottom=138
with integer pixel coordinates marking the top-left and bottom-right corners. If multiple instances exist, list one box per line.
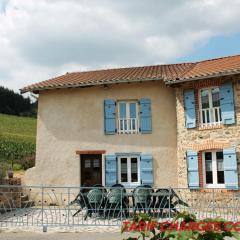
left=217, top=171, right=225, bottom=184
left=217, top=159, right=224, bottom=171
left=205, top=160, right=212, bottom=171
left=211, top=88, right=220, bottom=108
left=201, top=89, right=210, bottom=109
left=205, top=152, right=212, bottom=160
left=206, top=110, right=210, bottom=123
left=129, top=103, right=137, bottom=118
left=93, top=159, right=100, bottom=168
left=216, top=151, right=223, bottom=160
left=216, top=151, right=225, bottom=184
left=206, top=171, right=213, bottom=184
left=85, top=160, right=91, bottom=168
left=131, top=158, right=138, bottom=182
left=205, top=152, right=213, bottom=184
left=120, top=158, right=128, bottom=182
left=119, top=103, right=126, bottom=118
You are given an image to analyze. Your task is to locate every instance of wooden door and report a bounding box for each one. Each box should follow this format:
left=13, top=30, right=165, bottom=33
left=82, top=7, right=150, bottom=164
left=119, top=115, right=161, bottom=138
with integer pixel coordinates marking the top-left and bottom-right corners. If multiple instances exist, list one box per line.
left=81, top=154, right=102, bottom=186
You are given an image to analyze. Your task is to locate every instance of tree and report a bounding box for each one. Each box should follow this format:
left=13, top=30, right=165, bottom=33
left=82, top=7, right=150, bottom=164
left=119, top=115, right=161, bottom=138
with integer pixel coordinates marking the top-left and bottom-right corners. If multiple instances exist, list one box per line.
left=0, top=86, right=37, bottom=117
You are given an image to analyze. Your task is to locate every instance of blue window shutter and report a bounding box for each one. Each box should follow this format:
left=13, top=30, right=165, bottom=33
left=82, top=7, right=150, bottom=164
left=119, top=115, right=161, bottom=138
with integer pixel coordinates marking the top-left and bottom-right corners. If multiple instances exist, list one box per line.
left=139, top=99, right=152, bottom=133
left=104, top=99, right=116, bottom=135
left=140, top=154, right=153, bottom=185
left=105, top=154, right=117, bottom=186
left=184, top=90, right=196, bottom=129
left=223, top=148, right=238, bottom=189
left=186, top=150, right=199, bottom=189
left=220, top=82, right=235, bottom=125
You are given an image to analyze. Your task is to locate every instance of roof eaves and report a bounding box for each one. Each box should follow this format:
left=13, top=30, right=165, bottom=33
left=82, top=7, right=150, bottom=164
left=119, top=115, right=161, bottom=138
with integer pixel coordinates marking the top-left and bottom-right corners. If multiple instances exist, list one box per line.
left=164, top=69, right=240, bottom=85
left=20, top=76, right=163, bottom=94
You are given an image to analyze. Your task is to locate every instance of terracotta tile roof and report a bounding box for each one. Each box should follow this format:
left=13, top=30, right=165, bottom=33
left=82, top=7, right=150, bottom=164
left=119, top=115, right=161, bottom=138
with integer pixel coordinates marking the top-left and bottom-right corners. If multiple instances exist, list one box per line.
left=168, top=54, right=240, bottom=84
left=21, top=55, right=240, bottom=93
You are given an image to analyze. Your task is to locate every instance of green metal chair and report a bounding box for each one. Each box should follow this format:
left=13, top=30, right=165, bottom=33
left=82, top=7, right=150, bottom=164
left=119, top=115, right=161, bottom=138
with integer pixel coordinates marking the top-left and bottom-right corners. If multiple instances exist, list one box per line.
left=133, top=185, right=153, bottom=214
left=68, top=185, right=89, bottom=217
left=104, top=184, right=128, bottom=219
left=84, top=187, right=106, bottom=220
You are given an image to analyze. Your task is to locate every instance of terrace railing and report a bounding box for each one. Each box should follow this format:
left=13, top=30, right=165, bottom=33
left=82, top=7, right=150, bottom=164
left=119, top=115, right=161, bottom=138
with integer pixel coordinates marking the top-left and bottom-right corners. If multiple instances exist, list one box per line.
left=0, top=185, right=239, bottom=227
left=199, top=107, right=222, bottom=128
left=118, top=118, right=138, bottom=134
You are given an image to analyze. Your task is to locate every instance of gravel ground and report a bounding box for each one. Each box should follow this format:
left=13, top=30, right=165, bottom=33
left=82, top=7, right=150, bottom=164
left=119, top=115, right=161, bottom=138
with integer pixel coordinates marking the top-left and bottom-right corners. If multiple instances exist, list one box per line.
left=0, top=232, right=124, bottom=240
left=0, top=232, right=237, bottom=240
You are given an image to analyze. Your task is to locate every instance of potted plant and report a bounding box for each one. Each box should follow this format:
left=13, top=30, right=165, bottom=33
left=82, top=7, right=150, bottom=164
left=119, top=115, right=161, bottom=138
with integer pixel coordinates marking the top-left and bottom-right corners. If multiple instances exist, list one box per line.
left=7, top=170, right=14, bottom=179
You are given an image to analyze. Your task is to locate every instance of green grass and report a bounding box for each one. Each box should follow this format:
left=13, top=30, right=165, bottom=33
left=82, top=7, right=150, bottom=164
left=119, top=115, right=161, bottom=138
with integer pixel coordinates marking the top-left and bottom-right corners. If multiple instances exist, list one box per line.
left=0, top=114, right=36, bottom=143
left=0, top=114, right=37, bottom=174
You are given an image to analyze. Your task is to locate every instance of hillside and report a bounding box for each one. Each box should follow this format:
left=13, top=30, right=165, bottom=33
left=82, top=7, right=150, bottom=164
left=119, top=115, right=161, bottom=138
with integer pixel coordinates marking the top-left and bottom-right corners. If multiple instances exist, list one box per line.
left=0, top=114, right=36, bottom=143
left=0, top=114, right=37, bottom=174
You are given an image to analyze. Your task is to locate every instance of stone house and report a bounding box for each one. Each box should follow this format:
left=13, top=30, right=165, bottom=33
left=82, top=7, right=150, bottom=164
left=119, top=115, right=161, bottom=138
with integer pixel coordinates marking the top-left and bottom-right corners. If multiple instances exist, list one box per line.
left=21, top=55, right=240, bottom=190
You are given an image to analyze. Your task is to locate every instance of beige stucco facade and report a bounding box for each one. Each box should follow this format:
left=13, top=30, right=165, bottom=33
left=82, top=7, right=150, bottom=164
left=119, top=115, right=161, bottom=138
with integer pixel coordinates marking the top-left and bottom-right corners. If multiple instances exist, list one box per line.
left=24, top=81, right=178, bottom=187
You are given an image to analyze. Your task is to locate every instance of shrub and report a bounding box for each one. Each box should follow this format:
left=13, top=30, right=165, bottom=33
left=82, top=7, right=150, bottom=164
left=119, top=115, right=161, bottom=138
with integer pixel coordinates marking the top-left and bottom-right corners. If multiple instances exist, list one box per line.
left=0, top=136, right=35, bottom=170
left=0, top=137, right=35, bottom=160
left=122, top=212, right=240, bottom=240
left=20, top=155, right=35, bottom=170
left=0, top=162, right=8, bottom=181
left=12, top=163, right=23, bottom=171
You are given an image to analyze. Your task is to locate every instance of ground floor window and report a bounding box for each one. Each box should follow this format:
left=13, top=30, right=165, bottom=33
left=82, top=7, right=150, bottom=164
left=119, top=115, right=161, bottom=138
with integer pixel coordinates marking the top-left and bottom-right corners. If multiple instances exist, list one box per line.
left=202, top=150, right=225, bottom=188
left=118, top=156, right=140, bottom=185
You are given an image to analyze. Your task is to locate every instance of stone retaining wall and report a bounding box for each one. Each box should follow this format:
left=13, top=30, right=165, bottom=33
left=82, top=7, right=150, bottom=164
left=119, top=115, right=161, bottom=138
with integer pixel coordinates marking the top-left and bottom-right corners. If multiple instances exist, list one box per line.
left=0, top=178, right=22, bottom=210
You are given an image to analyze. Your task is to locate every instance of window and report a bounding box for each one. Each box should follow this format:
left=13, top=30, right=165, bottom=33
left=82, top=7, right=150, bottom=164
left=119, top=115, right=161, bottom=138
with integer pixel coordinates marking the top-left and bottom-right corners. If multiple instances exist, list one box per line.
left=199, top=87, right=222, bottom=127
left=202, top=151, right=225, bottom=188
left=117, top=101, right=139, bottom=134
left=118, top=156, right=140, bottom=185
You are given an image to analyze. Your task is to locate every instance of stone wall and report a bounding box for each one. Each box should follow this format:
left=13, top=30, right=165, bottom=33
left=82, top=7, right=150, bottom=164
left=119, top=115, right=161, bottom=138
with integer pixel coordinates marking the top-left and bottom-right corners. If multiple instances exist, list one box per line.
left=175, top=75, right=240, bottom=188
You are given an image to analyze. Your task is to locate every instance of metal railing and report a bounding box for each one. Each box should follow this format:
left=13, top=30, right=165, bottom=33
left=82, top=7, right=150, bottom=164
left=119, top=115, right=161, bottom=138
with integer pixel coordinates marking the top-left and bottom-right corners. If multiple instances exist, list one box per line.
left=118, top=118, right=138, bottom=134
left=199, top=107, right=222, bottom=128
left=0, top=185, right=239, bottom=227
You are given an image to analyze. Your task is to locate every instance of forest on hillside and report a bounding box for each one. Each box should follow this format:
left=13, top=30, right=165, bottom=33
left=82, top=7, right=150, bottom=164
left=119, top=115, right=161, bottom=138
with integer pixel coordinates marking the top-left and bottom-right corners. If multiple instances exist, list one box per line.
left=0, top=86, right=37, bottom=117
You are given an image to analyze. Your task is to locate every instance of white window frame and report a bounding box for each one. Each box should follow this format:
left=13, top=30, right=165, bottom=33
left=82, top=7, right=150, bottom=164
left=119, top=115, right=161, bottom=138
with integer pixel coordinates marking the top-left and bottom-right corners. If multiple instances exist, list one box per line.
left=198, top=87, right=222, bottom=128
left=202, top=150, right=225, bottom=188
left=117, top=100, right=139, bottom=134
left=117, top=155, right=140, bottom=186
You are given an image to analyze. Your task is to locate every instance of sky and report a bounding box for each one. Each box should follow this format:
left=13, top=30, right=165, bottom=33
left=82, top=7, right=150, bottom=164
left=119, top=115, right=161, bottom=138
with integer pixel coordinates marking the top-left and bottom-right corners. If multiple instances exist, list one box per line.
left=0, top=0, right=240, bottom=94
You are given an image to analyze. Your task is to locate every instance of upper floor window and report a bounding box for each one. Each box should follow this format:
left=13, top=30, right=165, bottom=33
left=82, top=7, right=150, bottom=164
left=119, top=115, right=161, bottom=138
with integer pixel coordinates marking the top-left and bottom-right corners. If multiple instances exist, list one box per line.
left=118, top=155, right=140, bottom=185
left=199, top=87, right=222, bottom=128
left=117, top=101, right=139, bottom=134
left=202, top=150, right=225, bottom=188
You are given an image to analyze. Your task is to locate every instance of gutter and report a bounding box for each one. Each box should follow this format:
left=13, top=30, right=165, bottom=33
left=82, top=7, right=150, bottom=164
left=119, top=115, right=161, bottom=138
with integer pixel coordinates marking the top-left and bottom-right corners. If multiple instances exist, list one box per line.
left=20, top=77, right=163, bottom=94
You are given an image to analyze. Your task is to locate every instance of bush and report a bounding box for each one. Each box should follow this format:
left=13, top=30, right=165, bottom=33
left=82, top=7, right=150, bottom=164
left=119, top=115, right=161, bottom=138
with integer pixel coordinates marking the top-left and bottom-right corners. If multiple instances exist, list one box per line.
left=0, top=136, right=35, bottom=170
left=20, top=155, right=35, bottom=170
left=12, top=163, right=23, bottom=171
left=0, top=137, right=35, bottom=160
left=122, top=212, right=240, bottom=240
left=0, top=162, right=8, bottom=181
